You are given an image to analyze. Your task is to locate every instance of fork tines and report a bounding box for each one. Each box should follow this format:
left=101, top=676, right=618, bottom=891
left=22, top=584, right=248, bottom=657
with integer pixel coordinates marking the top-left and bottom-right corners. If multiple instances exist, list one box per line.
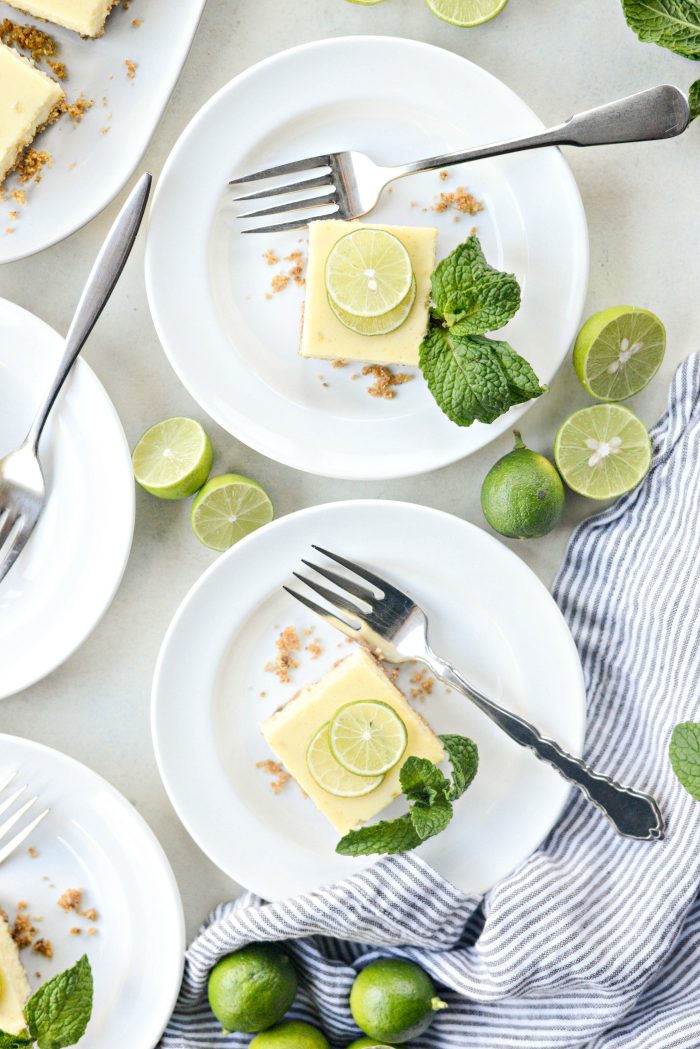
left=0, top=771, right=49, bottom=865
left=229, top=155, right=341, bottom=234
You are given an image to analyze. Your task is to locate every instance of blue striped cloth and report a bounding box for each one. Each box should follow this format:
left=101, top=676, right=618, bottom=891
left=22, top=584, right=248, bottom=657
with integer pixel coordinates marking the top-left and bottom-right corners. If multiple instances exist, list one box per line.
left=161, top=356, right=700, bottom=1049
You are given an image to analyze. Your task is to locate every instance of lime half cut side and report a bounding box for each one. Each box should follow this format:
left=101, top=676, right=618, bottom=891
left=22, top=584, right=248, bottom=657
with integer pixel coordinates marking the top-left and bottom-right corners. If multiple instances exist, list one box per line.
left=425, top=0, right=509, bottom=26
left=330, top=277, right=416, bottom=336
left=190, top=474, right=273, bottom=551
left=132, top=417, right=213, bottom=500
left=325, top=229, right=413, bottom=318
left=307, top=723, right=384, bottom=798
left=574, top=306, right=666, bottom=401
left=330, top=700, right=408, bottom=776
left=554, top=405, right=652, bottom=500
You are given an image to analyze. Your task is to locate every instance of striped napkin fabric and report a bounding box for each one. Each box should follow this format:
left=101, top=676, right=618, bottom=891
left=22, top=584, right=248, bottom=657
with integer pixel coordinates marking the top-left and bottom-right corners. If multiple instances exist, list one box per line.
left=161, top=355, right=700, bottom=1048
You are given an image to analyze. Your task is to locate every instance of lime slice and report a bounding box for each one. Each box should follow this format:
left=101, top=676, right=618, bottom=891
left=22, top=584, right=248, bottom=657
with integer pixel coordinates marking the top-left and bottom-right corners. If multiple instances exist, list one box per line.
left=132, top=417, right=213, bottom=500
left=325, top=229, right=413, bottom=318
left=574, top=306, right=666, bottom=401
left=425, top=0, right=508, bottom=26
left=190, top=473, right=273, bottom=551
left=307, top=723, right=384, bottom=797
left=330, top=701, right=407, bottom=777
left=554, top=405, right=652, bottom=500
left=330, top=276, right=416, bottom=336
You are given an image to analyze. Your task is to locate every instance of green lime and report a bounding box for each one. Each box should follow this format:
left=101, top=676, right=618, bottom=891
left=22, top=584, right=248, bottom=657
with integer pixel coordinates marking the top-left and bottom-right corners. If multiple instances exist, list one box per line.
left=325, top=229, right=413, bottom=318
left=132, top=417, right=213, bottom=500
left=554, top=404, right=652, bottom=500
left=207, top=943, right=297, bottom=1034
left=330, top=701, right=407, bottom=777
left=250, top=1021, right=330, bottom=1048
left=573, top=306, right=666, bottom=401
left=190, top=473, right=273, bottom=551
left=350, top=959, right=447, bottom=1044
left=307, top=722, right=384, bottom=797
left=346, top=1040, right=396, bottom=1048
left=425, top=0, right=508, bottom=26
left=330, top=277, right=416, bottom=336
left=481, top=431, right=565, bottom=539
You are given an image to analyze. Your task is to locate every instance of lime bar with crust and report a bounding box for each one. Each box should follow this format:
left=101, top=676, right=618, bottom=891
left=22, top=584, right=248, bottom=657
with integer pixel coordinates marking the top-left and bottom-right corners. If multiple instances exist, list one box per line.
left=2, top=0, right=118, bottom=37
left=261, top=647, right=444, bottom=835
left=0, top=911, right=31, bottom=1035
left=300, top=220, right=438, bottom=366
left=0, top=43, right=64, bottom=185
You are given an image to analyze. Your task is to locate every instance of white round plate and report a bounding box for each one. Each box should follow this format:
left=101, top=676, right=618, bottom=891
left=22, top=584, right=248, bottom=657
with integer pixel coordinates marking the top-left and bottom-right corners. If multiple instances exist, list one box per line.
left=152, top=501, right=586, bottom=901
left=0, top=299, right=134, bottom=699
left=0, top=734, right=185, bottom=1049
left=146, top=36, right=588, bottom=480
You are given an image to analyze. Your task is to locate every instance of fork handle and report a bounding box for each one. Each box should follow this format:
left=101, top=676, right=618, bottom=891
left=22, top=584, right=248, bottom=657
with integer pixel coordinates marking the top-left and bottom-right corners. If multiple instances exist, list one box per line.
left=392, top=85, right=689, bottom=180
left=432, top=657, right=664, bottom=841
left=24, top=173, right=152, bottom=453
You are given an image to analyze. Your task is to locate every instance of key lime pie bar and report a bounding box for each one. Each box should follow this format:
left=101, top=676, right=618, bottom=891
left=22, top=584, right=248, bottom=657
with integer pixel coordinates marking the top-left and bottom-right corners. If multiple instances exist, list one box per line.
left=261, top=647, right=444, bottom=835
left=300, top=220, right=437, bottom=366
left=0, top=912, right=30, bottom=1035
left=1, top=0, right=117, bottom=37
left=0, top=43, right=64, bottom=184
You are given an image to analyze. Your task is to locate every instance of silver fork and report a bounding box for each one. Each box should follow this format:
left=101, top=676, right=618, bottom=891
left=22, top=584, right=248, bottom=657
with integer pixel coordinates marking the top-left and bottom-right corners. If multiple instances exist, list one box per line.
left=0, top=771, right=49, bottom=865
left=0, top=172, right=152, bottom=586
left=230, top=85, right=689, bottom=234
left=285, top=546, right=664, bottom=842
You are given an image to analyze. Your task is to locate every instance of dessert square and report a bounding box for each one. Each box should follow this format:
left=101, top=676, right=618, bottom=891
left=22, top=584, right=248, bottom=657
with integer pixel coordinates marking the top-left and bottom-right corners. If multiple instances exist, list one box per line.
left=0, top=911, right=30, bottom=1035
left=300, top=220, right=437, bottom=366
left=261, top=647, right=444, bottom=835
left=2, top=0, right=117, bottom=38
left=0, top=43, right=64, bottom=185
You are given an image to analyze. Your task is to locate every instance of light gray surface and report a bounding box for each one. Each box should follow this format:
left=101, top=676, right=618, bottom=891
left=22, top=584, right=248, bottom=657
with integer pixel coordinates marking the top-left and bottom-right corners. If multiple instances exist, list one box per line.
left=1, top=0, right=698, bottom=941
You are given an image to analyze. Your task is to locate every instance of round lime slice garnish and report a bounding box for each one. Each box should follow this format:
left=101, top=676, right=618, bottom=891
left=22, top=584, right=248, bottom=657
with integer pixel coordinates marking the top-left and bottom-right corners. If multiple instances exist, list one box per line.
left=325, top=229, right=413, bottom=318
left=329, top=276, right=416, bottom=336
left=190, top=473, right=273, bottom=551
left=306, top=722, right=384, bottom=797
left=573, top=306, right=666, bottom=402
left=330, top=700, right=408, bottom=777
left=554, top=404, right=652, bottom=500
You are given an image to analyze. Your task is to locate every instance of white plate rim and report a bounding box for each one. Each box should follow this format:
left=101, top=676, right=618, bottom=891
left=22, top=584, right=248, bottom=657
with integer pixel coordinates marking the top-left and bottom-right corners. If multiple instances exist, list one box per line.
left=0, top=0, right=208, bottom=264
left=0, top=731, right=186, bottom=1049
left=0, top=298, right=135, bottom=699
left=151, top=498, right=587, bottom=900
left=145, top=35, right=590, bottom=481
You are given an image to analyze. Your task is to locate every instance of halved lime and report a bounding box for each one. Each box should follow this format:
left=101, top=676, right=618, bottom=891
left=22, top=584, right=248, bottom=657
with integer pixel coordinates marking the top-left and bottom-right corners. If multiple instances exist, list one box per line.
left=307, top=723, right=384, bottom=797
left=190, top=474, right=273, bottom=551
left=330, top=701, right=407, bottom=777
left=554, top=405, right=652, bottom=500
left=573, top=306, right=666, bottom=401
left=330, top=277, right=416, bottom=336
left=425, top=0, right=509, bottom=26
left=325, top=229, right=413, bottom=318
left=132, top=417, right=213, bottom=500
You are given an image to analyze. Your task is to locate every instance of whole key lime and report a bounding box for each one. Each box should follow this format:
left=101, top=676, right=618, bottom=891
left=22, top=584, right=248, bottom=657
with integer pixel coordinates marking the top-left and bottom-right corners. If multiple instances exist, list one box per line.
left=207, top=944, right=297, bottom=1033
left=481, top=431, right=565, bottom=539
left=250, top=1020, right=330, bottom=1048
left=350, top=959, right=447, bottom=1044
left=346, top=1039, right=396, bottom=1048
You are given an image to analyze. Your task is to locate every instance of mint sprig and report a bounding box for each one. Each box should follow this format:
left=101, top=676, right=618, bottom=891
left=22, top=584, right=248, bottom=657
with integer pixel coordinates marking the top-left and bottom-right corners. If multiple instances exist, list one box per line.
left=0, top=957, right=93, bottom=1049
left=621, top=0, right=700, bottom=59
left=419, top=235, right=545, bottom=428
left=336, top=734, right=478, bottom=857
left=690, top=80, right=700, bottom=121
left=669, top=722, right=700, bottom=801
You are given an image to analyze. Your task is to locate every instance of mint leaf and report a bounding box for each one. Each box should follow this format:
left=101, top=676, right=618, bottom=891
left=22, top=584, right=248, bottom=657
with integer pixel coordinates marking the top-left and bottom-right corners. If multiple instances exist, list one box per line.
left=419, top=329, right=511, bottom=427
left=440, top=734, right=479, bottom=801
left=0, top=1033, right=32, bottom=1048
left=489, top=339, right=548, bottom=406
left=25, top=956, right=93, bottom=1049
left=400, top=756, right=451, bottom=806
left=336, top=814, right=422, bottom=856
left=621, top=0, right=700, bottom=57
left=690, top=80, right=700, bottom=121
left=410, top=798, right=453, bottom=841
left=669, top=722, right=700, bottom=801
left=431, top=236, right=520, bottom=335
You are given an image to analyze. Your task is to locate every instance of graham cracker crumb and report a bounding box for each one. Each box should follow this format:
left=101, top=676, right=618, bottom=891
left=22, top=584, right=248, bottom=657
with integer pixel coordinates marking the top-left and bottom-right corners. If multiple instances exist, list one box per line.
left=306, top=639, right=322, bottom=660
left=263, top=249, right=279, bottom=266
left=87, top=928, right=97, bottom=936
left=256, top=760, right=291, bottom=794
left=439, top=169, right=449, bottom=181
left=265, top=626, right=301, bottom=683
left=125, top=59, right=137, bottom=79
left=0, top=17, right=56, bottom=61
left=15, top=149, right=52, bottom=185
left=12, top=912, right=35, bottom=948
left=70, top=927, right=81, bottom=936
left=47, top=60, right=67, bottom=80
left=433, top=186, right=483, bottom=216
left=27, top=846, right=39, bottom=858
left=57, top=888, right=82, bottom=913
left=271, top=273, right=290, bottom=294
left=409, top=667, right=435, bottom=701
left=332, top=359, right=347, bottom=369
left=131, top=18, right=142, bottom=26
left=33, top=938, right=53, bottom=959
left=362, top=365, right=413, bottom=400
left=64, top=94, right=93, bottom=126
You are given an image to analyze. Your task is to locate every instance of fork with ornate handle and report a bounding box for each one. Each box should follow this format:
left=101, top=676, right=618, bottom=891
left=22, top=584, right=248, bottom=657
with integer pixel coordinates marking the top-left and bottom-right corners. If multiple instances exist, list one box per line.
left=285, top=546, right=664, bottom=842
